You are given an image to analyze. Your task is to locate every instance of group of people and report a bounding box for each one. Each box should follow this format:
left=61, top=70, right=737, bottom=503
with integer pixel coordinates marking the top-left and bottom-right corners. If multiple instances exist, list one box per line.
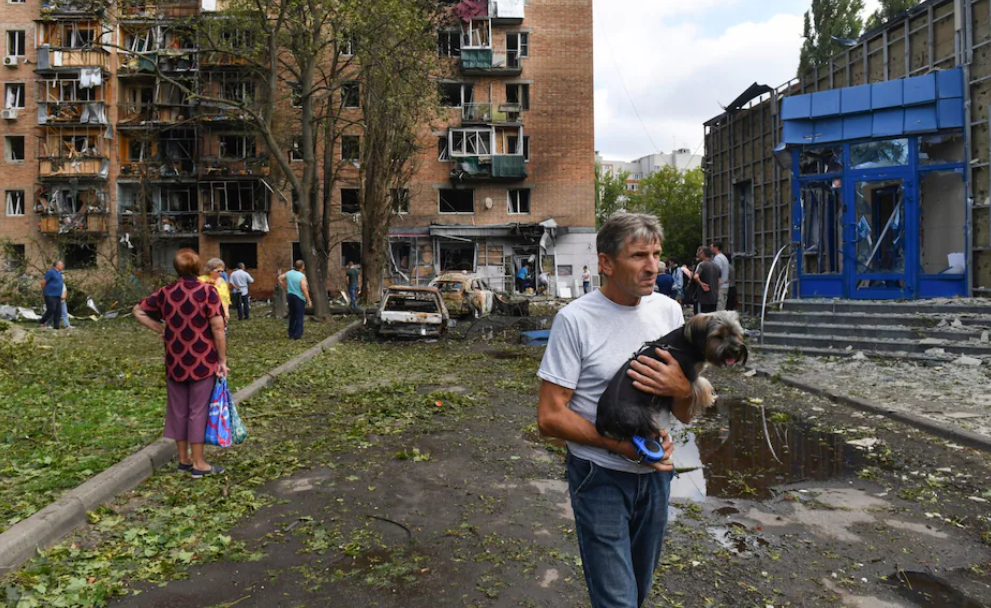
left=197, top=260, right=256, bottom=323
left=514, top=263, right=595, bottom=296
left=648, top=242, right=737, bottom=314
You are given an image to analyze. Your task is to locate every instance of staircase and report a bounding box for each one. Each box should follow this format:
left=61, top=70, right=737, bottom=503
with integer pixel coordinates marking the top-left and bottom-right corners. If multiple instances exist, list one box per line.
left=759, top=300, right=991, bottom=360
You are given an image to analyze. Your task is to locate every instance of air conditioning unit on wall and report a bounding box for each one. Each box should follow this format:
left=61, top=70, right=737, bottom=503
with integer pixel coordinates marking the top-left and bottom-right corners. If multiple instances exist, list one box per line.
left=3, top=56, right=18, bottom=67
left=0, top=109, right=17, bottom=120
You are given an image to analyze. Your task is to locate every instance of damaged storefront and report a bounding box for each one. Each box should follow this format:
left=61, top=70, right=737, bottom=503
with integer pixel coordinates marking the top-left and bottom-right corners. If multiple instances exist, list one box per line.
left=385, top=221, right=596, bottom=296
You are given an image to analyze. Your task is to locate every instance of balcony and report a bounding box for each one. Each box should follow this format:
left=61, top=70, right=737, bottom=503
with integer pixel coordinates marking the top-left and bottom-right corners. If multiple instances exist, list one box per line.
left=461, top=102, right=522, bottom=125
left=119, top=159, right=197, bottom=180
left=40, top=211, right=109, bottom=236
left=117, top=102, right=194, bottom=126
left=119, top=0, right=199, bottom=19
left=36, top=48, right=109, bottom=71
left=200, top=156, right=270, bottom=178
left=451, top=155, right=527, bottom=183
left=119, top=52, right=198, bottom=74
left=38, top=101, right=108, bottom=125
left=40, top=0, right=107, bottom=15
left=460, top=49, right=521, bottom=76
left=119, top=212, right=198, bottom=236
left=200, top=180, right=270, bottom=235
left=39, top=156, right=109, bottom=179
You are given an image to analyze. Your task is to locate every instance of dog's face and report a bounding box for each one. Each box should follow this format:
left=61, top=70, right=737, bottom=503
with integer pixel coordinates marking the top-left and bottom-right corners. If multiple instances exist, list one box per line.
left=686, top=311, right=748, bottom=367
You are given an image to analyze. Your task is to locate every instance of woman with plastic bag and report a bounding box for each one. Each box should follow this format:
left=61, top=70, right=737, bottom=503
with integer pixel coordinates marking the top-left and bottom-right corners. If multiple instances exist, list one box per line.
left=133, top=248, right=229, bottom=479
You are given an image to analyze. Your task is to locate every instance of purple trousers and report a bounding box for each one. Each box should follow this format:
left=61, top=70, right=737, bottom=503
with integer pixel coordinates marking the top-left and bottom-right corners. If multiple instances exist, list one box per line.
left=165, top=376, right=215, bottom=443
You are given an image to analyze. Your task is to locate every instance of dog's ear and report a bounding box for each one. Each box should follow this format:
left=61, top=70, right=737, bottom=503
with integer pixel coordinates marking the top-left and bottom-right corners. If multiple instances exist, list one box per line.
left=685, top=314, right=710, bottom=351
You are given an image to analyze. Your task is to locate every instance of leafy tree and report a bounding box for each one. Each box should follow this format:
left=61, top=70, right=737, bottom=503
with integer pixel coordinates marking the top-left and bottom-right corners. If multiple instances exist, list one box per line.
left=638, top=167, right=703, bottom=265
left=865, top=0, right=920, bottom=30
left=798, top=0, right=865, bottom=77
left=594, top=166, right=635, bottom=229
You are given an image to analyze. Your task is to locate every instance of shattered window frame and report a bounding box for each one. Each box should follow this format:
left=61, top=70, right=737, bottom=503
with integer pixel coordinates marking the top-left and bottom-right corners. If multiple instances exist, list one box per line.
left=849, top=138, right=909, bottom=170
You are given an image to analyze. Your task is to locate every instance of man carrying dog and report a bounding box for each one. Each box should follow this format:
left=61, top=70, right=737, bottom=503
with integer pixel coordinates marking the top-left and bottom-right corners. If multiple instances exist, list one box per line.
left=537, top=212, right=696, bottom=608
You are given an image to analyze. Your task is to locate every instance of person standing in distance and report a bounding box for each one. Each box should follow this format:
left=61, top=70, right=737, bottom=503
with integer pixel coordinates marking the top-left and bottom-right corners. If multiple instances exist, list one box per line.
left=694, top=247, right=721, bottom=314
left=228, top=263, right=255, bottom=320
left=581, top=265, right=592, bottom=295
left=345, top=261, right=361, bottom=312
left=537, top=212, right=695, bottom=608
left=710, top=241, right=730, bottom=311
left=38, top=260, right=65, bottom=330
left=279, top=260, right=311, bottom=340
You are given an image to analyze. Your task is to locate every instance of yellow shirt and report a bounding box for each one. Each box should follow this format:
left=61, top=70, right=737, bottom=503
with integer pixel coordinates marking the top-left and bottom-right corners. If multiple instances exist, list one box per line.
left=198, top=275, right=231, bottom=312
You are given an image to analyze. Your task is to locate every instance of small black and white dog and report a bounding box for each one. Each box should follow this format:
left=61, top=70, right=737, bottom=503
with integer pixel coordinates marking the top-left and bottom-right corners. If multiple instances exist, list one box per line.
left=596, top=311, right=748, bottom=441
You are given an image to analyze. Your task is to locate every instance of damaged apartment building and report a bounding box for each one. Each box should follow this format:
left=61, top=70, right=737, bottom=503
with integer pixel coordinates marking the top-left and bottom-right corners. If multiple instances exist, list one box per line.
left=0, top=0, right=596, bottom=297
left=705, top=0, right=991, bottom=313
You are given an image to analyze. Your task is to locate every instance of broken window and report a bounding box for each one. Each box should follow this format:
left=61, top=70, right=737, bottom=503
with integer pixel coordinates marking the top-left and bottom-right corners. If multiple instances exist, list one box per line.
left=437, top=137, right=451, bottom=161
left=341, top=81, right=360, bottom=109
left=733, top=180, right=753, bottom=254
left=219, top=242, right=258, bottom=270
left=3, top=244, right=25, bottom=272
left=800, top=180, right=842, bottom=274
left=390, top=188, right=409, bottom=214
left=850, top=138, right=908, bottom=170
left=799, top=146, right=842, bottom=176
left=383, top=289, right=440, bottom=313
left=439, top=188, right=473, bottom=214
left=439, top=242, right=475, bottom=271
left=390, top=241, right=411, bottom=270
left=5, top=190, right=25, bottom=216
left=290, top=82, right=302, bottom=108
left=290, top=137, right=303, bottom=162
left=919, top=170, right=966, bottom=275
left=508, top=189, right=530, bottom=214
left=437, top=30, right=461, bottom=57
left=4, top=136, right=25, bottom=162
left=506, top=84, right=529, bottom=111
left=450, top=129, right=491, bottom=156
left=62, top=243, right=97, bottom=269
left=919, top=133, right=965, bottom=166
left=439, top=83, right=472, bottom=108
left=340, top=188, right=360, bottom=214
left=341, top=241, right=361, bottom=266
left=341, top=136, right=359, bottom=162
left=522, top=136, right=530, bottom=161
left=7, top=31, right=25, bottom=56
left=507, top=32, right=528, bottom=67
left=461, top=19, right=490, bottom=48
left=219, top=134, right=255, bottom=158
left=4, top=83, right=25, bottom=109
left=854, top=179, right=905, bottom=287
left=338, top=32, right=356, bottom=56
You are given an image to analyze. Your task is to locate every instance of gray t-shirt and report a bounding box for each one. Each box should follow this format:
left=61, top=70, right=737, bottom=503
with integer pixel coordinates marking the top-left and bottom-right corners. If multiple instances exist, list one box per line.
left=537, top=290, right=684, bottom=473
left=713, top=253, right=729, bottom=288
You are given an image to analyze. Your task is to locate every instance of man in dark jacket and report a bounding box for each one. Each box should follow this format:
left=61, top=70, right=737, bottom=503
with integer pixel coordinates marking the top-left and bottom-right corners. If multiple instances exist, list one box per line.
left=693, top=247, right=720, bottom=313
left=654, top=261, right=675, bottom=299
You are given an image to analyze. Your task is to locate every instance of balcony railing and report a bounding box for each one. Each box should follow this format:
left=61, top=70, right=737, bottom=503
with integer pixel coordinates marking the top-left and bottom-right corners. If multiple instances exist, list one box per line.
left=201, top=212, right=269, bottom=234
left=39, top=156, right=109, bottom=179
left=36, top=48, right=109, bottom=71
left=461, top=102, right=522, bottom=124
left=118, top=102, right=194, bottom=125
left=38, top=101, right=108, bottom=125
left=119, top=0, right=199, bottom=19
left=119, top=212, right=198, bottom=236
left=119, top=158, right=196, bottom=179
left=450, top=155, right=526, bottom=183
left=200, top=156, right=270, bottom=177
left=40, top=0, right=107, bottom=14
left=40, top=211, right=109, bottom=236
left=460, top=49, right=521, bottom=76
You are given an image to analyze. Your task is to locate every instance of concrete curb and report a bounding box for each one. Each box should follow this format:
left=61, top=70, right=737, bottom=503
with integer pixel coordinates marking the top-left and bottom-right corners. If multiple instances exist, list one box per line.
left=747, top=366, right=991, bottom=454
left=0, top=320, right=361, bottom=574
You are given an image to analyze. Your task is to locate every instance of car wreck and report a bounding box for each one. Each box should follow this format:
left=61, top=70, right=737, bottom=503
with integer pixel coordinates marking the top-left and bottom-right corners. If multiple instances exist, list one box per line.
left=375, top=286, right=450, bottom=338
left=429, top=273, right=494, bottom=318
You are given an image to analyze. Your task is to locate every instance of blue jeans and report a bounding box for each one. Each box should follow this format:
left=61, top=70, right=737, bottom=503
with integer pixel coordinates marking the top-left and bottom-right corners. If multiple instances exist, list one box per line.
left=287, top=294, right=305, bottom=339
left=347, top=284, right=358, bottom=310
left=567, top=452, right=673, bottom=608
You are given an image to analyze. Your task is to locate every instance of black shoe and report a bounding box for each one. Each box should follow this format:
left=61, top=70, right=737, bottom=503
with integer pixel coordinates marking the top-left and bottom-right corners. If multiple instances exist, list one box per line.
left=177, top=462, right=193, bottom=473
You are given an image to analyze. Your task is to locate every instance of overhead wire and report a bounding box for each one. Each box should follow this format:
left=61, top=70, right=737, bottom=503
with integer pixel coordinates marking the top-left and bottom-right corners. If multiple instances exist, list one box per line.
left=599, top=21, right=660, bottom=154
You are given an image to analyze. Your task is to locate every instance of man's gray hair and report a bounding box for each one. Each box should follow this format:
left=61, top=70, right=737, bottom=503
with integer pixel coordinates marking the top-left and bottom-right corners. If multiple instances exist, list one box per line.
left=205, top=257, right=225, bottom=271
left=596, top=212, right=664, bottom=259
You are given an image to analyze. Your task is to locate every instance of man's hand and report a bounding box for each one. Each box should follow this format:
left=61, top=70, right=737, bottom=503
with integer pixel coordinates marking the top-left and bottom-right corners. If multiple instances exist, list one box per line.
left=699, top=282, right=711, bottom=292
left=628, top=348, right=692, bottom=400
left=607, top=430, right=675, bottom=472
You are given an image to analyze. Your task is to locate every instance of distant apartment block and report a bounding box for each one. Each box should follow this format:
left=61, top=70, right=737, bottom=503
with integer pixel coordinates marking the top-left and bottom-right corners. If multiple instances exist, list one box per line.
left=596, top=149, right=701, bottom=192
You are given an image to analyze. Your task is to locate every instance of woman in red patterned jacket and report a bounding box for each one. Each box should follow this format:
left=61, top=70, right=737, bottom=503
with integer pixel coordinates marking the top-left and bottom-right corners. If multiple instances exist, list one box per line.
left=133, top=248, right=229, bottom=478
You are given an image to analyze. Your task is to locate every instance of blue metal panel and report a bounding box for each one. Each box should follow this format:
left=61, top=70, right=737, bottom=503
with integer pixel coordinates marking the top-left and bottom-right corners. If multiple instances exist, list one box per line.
left=843, top=113, right=873, bottom=139
left=813, top=117, right=843, bottom=143
left=872, top=108, right=904, bottom=137
left=783, top=119, right=814, bottom=144
left=904, top=104, right=938, bottom=132
left=903, top=73, right=937, bottom=105
left=798, top=278, right=844, bottom=299
left=937, top=69, right=964, bottom=98
left=841, top=84, right=872, bottom=114
left=938, top=98, right=965, bottom=129
left=919, top=277, right=967, bottom=298
left=871, top=80, right=903, bottom=109
left=811, top=90, right=842, bottom=118
left=781, top=94, right=812, bottom=120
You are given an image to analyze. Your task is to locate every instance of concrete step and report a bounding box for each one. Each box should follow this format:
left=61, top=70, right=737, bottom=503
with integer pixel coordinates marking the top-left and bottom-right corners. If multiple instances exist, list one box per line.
left=754, top=343, right=945, bottom=362
left=763, top=321, right=988, bottom=343
left=764, top=310, right=991, bottom=329
left=761, top=332, right=991, bottom=357
left=780, top=299, right=991, bottom=316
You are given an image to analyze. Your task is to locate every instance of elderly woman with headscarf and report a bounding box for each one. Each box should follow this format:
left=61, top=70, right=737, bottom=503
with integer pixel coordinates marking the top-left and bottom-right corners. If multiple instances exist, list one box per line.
left=198, top=257, right=231, bottom=322
left=133, top=249, right=228, bottom=478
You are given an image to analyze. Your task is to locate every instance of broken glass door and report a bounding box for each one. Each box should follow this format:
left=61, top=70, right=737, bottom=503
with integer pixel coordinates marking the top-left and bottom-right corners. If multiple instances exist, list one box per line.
left=851, top=179, right=909, bottom=296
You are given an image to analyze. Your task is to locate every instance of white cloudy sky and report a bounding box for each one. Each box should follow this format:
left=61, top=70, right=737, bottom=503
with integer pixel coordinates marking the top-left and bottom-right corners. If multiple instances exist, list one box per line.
left=594, top=0, right=883, bottom=160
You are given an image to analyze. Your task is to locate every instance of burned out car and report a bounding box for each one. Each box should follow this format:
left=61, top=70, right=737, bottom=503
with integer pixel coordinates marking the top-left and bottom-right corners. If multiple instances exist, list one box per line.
left=429, top=273, right=494, bottom=318
left=375, top=286, right=450, bottom=338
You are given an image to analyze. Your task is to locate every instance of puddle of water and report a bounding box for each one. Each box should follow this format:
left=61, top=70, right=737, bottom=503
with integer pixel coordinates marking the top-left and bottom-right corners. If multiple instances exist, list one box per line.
left=708, top=525, right=770, bottom=555
left=671, top=399, right=871, bottom=500
left=883, top=571, right=983, bottom=607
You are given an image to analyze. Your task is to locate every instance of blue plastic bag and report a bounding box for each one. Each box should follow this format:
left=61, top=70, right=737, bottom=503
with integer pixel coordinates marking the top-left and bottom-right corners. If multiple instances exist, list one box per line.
left=205, top=377, right=233, bottom=448
left=229, top=397, right=248, bottom=445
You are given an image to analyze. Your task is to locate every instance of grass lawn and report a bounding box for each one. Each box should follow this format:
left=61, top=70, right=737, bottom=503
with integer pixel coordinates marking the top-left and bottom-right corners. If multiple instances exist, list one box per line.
left=0, top=338, right=542, bottom=607
left=0, top=311, right=353, bottom=533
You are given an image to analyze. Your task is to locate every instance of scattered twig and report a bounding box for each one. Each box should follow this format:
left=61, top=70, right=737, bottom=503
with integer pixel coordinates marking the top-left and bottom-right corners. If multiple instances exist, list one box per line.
left=45, top=383, right=59, bottom=443
left=760, top=402, right=782, bottom=464
left=367, top=515, right=412, bottom=544
left=222, top=595, right=251, bottom=608
left=222, top=476, right=230, bottom=498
